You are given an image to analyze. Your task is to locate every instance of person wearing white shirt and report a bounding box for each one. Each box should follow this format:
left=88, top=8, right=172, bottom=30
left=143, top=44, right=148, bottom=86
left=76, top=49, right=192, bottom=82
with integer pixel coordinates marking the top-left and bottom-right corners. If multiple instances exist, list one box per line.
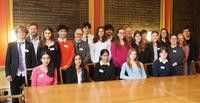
left=26, top=23, right=40, bottom=56
left=82, top=22, right=94, bottom=46
left=90, top=26, right=111, bottom=64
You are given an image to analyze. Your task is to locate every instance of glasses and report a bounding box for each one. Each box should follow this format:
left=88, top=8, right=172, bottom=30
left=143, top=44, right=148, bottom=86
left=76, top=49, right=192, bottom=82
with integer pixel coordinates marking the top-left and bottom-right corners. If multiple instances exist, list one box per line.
left=75, top=33, right=83, bottom=35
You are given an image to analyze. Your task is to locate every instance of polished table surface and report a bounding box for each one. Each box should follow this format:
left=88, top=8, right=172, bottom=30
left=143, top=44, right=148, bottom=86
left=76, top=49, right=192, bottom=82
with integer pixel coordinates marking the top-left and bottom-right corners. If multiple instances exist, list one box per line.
left=24, top=75, right=200, bottom=103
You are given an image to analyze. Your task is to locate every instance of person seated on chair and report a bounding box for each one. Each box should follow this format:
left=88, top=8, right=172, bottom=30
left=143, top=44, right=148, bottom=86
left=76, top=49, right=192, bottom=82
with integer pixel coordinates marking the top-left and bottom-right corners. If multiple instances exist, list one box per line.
left=120, top=48, right=147, bottom=80
left=93, top=49, right=116, bottom=81
left=31, top=50, right=58, bottom=87
left=152, top=47, right=172, bottom=77
left=66, top=54, right=89, bottom=83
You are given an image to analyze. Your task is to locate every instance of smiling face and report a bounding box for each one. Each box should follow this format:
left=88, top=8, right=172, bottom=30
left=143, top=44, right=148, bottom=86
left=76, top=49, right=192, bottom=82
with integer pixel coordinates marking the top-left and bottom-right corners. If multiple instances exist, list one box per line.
left=83, top=26, right=91, bottom=35
left=44, top=29, right=52, bottom=40
left=170, top=35, right=178, bottom=45
left=159, top=50, right=168, bottom=59
left=178, top=34, right=184, bottom=44
left=74, top=29, right=83, bottom=42
left=125, top=27, right=133, bottom=38
left=41, top=53, right=51, bottom=66
left=134, top=33, right=142, bottom=43
left=58, top=29, right=67, bottom=38
left=129, top=51, right=137, bottom=61
left=16, top=28, right=27, bottom=40
left=151, top=32, right=159, bottom=42
left=105, top=29, right=113, bottom=37
left=161, top=30, right=167, bottom=38
left=28, top=25, right=38, bottom=36
left=74, top=55, right=82, bottom=66
left=183, top=29, right=191, bottom=38
left=117, top=29, right=125, bottom=39
left=98, top=28, right=105, bottom=38
left=100, top=52, right=109, bottom=62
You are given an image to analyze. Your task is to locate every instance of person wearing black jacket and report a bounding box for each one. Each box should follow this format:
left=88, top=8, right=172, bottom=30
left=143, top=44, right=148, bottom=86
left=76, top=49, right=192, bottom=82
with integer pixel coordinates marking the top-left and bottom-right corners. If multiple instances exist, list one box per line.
left=182, top=27, right=199, bottom=75
left=66, top=54, right=89, bottom=83
left=37, top=26, right=61, bottom=82
left=145, top=31, right=163, bottom=76
left=93, top=49, right=116, bottom=81
left=5, top=25, right=36, bottom=103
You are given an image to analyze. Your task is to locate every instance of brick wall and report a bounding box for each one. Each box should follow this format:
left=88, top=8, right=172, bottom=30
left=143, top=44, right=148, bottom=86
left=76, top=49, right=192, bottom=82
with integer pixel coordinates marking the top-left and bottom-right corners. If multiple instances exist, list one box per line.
left=104, top=0, right=160, bottom=32
left=13, top=0, right=88, bottom=34
left=173, top=0, right=200, bottom=47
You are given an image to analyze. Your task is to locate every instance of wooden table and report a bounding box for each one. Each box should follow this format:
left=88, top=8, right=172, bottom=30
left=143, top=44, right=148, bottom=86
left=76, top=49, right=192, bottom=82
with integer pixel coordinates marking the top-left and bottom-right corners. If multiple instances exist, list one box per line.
left=24, top=75, right=200, bottom=103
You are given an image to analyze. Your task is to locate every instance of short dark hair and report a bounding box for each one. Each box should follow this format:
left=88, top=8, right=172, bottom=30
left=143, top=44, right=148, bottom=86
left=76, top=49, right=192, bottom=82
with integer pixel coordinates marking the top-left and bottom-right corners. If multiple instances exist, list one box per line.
left=56, top=24, right=68, bottom=32
left=27, top=23, right=38, bottom=29
left=104, top=24, right=114, bottom=31
left=82, top=22, right=91, bottom=29
left=151, top=31, right=159, bottom=36
left=141, top=29, right=147, bottom=34
left=182, top=25, right=191, bottom=33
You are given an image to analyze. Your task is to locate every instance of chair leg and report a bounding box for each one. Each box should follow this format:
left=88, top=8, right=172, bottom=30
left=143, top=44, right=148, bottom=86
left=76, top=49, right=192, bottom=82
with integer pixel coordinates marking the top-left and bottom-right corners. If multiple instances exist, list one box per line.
left=59, top=68, right=63, bottom=84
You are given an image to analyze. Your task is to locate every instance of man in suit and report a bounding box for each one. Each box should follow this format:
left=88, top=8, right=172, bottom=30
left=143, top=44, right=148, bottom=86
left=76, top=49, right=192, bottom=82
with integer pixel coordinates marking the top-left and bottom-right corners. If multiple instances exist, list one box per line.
left=5, top=25, right=36, bottom=103
left=26, top=23, right=40, bottom=57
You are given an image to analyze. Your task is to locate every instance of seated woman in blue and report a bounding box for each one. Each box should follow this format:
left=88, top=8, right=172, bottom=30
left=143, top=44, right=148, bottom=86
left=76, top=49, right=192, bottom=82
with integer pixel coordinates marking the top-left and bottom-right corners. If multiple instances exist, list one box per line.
left=120, top=48, right=147, bottom=79
left=152, top=47, right=172, bottom=77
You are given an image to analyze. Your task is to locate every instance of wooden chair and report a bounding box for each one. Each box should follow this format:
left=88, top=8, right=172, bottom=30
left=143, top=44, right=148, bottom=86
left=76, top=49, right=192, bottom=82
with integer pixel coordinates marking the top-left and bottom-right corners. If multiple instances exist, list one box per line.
left=192, top=60, right=200, bottom=74
left=0, top=94, right=23, bottom=103
left=59, top=67, right=64, bottom=84
left=25, top=68, right=33, bottom=86
left=143, top=62, right=153, bottom=77
left=85, top=63, right=94, bottom=82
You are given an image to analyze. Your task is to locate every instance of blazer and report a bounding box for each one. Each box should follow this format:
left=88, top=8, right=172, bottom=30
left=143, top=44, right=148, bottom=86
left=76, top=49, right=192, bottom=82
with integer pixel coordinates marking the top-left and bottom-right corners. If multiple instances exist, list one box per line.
left=67, top=66, right=89, bottom=83
left=5, top=40, right=37, bottom=79
left=145, top=41, right=163, bottom=63
left=72, top=40, right=91, bottom=64
left=93, top=62, right=116, bottom=81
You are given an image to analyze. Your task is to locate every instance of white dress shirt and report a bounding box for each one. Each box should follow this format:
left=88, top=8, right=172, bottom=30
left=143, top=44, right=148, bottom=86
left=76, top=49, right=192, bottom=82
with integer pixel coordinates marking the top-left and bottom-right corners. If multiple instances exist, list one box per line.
left=16, top=40, right=26, bottom=77
left=90, top=39, right=111, bottom=63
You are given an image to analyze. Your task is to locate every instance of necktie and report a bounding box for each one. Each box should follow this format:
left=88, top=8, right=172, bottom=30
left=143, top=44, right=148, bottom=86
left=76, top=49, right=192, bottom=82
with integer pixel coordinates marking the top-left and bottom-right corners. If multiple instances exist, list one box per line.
left=18, top=42, right=25, bottom=72
left=85, top=36, right=88, bottom=43
left=77, top=43, right=80, bottom=52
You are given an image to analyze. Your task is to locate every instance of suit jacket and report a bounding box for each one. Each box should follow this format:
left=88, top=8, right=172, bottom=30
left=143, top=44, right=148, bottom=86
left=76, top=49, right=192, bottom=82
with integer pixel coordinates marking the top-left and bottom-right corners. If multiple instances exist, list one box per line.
left=5, top=40, right=37, bottom=79
left=145, top=41, right=163, bottom=63
left=67, top=66, right=89, bottom=83
left=72, top=40, right=91, bottom=64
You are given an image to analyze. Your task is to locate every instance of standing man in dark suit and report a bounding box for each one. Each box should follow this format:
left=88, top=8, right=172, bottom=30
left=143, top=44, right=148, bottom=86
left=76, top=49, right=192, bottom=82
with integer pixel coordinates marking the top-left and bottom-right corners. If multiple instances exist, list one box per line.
left=26, top=23, right=40, bottom=59
left=5, top=25, right=36, bottom=103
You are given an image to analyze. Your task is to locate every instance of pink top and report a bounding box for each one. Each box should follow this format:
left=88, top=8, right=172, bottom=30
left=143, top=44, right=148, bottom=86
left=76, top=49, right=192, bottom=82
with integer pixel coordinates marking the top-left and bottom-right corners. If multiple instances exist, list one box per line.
left=31, top=66, right=58, bottom=87
left=111, top=42, right=130, bottom=68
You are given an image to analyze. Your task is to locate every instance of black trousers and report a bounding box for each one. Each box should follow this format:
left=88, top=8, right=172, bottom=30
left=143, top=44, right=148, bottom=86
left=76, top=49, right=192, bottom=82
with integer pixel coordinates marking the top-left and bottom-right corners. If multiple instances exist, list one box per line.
left=62, top=69, right=71, bottom=84
left=10, top=76, right=25, bottom=103
left=115, top=67, right=121, bottom=80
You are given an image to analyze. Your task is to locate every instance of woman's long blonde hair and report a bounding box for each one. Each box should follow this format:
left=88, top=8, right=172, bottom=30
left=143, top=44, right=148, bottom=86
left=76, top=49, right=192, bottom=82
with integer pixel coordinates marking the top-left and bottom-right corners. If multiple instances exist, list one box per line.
left=127, top=48, right=142, bottom=72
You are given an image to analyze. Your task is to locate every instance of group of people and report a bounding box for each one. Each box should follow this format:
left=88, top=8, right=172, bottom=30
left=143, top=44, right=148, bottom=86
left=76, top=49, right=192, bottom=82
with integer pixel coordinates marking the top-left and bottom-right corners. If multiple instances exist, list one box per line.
left=5, top=22, right=199, bottom=103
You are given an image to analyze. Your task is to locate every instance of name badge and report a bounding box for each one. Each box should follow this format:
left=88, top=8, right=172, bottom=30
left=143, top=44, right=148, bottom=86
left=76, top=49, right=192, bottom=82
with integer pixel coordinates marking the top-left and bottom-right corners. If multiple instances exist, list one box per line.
left=64, top=45, right=68, bottom=48
left=79, top=48, right=83, bottom=51
left=173, top=50, right=177, bottom=53
left=39, top=74, right=45, bottom=78
left=160, top=66, right=165, bottom=69
left=50, top=48, right=55, bottom=51
left=25, top=49, right=29, bottom=52
left=99, top=69, right=104, bottom=73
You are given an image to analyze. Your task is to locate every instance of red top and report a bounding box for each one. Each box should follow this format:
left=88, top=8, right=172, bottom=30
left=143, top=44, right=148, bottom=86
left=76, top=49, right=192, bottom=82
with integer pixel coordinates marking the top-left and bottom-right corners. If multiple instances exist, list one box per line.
left=57, top=39, right=75, bottom=68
